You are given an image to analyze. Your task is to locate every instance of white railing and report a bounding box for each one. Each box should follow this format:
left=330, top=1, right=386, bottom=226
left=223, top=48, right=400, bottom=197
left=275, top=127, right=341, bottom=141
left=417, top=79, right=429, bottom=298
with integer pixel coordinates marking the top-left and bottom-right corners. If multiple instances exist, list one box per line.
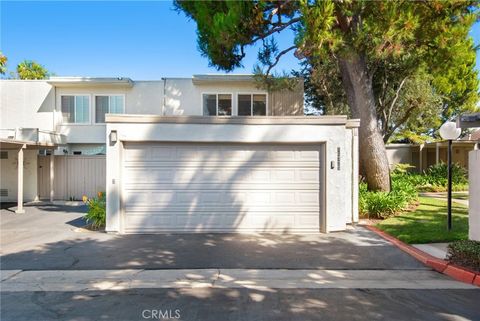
left=0, top=128, right=67, bottom=145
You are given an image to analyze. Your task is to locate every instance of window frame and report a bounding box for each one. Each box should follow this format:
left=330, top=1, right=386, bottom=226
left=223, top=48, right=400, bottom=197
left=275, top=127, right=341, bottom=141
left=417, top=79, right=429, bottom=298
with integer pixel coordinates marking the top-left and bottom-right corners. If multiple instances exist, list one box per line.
left=60, top=94, right=92, bottom=125
left=94, top=94, right=126, bottom=124
left=201, top=92, right=233, bottom=116
left=236, top=92, right=268, bottom=116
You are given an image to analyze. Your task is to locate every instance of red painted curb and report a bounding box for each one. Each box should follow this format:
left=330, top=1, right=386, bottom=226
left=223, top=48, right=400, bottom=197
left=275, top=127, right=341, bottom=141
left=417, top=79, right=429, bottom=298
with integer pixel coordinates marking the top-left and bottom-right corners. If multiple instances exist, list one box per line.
left=474, top=275, right=480, bottom=287
left=364, top=225, right=479, bottom=286
left=444, top=265, right=476, bottom=284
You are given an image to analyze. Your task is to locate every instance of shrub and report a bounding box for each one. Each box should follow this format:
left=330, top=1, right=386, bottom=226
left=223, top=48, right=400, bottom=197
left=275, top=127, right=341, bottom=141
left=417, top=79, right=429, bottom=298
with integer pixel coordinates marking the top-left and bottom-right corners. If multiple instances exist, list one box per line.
left=423, top=162, right=468, bottom=186
left=390, top=163, right=468, bottom=192
left=447, top=240, right=480, bottom=272
left=83, top=192, right=106, bottom=228
left=359, top=177, right=418, bottom=219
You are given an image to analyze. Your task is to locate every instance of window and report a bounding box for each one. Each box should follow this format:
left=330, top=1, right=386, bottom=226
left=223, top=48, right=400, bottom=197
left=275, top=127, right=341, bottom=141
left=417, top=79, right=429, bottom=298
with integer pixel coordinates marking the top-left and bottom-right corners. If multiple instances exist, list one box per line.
left=95, top=95, right=125, bottom=123
left=61, top=95, right=90, bottom=123
left=238, top=94, right=267, bottom=116
left=202, top=93, right=232, bottom=116
left=0, top=151, right=7, bottom=159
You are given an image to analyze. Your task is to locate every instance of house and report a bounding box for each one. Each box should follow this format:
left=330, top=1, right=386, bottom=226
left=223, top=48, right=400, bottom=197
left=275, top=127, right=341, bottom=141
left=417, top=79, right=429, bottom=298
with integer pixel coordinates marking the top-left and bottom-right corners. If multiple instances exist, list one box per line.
left=386, top=135, right=479, bottom=172
left=1, top=75, right=360, bottom=233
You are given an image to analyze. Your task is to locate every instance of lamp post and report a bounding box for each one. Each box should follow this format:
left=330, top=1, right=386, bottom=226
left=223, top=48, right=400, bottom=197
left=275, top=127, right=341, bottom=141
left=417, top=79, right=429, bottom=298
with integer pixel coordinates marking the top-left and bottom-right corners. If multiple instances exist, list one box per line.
left=439, top=121, right=461, bottom=231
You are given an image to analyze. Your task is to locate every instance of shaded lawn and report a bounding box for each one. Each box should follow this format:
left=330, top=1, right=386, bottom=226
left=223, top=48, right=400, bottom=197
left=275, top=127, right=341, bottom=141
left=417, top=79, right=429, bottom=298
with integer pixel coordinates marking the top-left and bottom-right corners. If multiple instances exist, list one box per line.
left=375, top=197, right=468, bottom=244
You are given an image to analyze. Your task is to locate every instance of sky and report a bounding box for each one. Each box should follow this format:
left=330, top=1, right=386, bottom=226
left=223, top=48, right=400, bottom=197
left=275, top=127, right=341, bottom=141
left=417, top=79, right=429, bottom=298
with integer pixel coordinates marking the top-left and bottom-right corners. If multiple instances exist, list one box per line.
left=1, top=1, right=479, bottom=80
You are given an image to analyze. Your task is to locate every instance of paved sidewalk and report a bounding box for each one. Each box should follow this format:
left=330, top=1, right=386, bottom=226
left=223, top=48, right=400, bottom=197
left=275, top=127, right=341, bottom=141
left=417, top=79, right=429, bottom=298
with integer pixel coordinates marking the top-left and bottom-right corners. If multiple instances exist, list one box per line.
left=1, top=269, right=475, bottom=292
left=412, top=243, right=449, bottom=260
left=420, top=192, right=469, bottom=206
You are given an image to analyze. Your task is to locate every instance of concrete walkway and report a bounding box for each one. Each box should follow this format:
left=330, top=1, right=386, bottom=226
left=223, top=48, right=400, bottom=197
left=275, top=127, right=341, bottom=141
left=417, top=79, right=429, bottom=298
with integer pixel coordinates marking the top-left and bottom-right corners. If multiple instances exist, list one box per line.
left=412, top=243, right=449, bottom=260
left=1, top=269, right=475, bottom=292
left=420, top=192, right=469, bottom=206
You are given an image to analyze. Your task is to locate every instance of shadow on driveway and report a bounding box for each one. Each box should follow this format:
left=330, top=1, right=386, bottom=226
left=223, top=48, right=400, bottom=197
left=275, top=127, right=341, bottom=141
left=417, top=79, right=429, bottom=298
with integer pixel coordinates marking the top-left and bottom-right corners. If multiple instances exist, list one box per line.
left=1, top=227, right=427, bottom=271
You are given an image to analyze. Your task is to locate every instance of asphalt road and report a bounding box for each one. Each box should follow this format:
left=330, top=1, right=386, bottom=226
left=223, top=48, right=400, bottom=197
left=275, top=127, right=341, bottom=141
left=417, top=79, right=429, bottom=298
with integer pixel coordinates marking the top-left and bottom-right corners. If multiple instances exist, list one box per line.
left=2, top=288, right=480, bottom=321
left=1, top=203, right=479, bottom=321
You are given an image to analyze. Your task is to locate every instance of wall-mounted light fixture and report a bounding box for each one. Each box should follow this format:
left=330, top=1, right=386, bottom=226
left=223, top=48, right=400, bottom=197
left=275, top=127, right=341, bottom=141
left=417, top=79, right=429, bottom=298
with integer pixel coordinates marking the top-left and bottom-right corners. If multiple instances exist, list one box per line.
left=110, top=130, right=118, bottom=144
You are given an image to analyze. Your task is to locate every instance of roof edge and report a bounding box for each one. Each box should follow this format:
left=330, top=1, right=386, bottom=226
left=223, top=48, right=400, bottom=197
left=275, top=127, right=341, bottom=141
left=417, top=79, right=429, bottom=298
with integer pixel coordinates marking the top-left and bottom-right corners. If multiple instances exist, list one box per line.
left=105, top=114, right=351, bottom=125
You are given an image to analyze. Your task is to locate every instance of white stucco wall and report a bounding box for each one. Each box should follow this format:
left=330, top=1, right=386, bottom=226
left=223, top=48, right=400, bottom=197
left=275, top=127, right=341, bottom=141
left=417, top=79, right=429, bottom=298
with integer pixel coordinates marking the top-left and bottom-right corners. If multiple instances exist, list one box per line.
left=105, top=118, right=359, bottom=233
left=54, top=82, right=164, bottom=144
left=0, top=149, right=38, bottom=202
left=164, top=79, right=268, bottom=116
left=385, top=144, right=414, bottom=169
left=0, top=80, right=55, bottom=131
left=469, top=150, right=480, bottom=241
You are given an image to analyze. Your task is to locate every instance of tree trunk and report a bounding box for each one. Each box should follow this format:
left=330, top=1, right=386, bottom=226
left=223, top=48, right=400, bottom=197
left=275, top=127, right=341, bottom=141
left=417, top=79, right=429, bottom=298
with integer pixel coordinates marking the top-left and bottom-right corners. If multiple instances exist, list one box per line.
left=338, top=53, right=391, bottom=192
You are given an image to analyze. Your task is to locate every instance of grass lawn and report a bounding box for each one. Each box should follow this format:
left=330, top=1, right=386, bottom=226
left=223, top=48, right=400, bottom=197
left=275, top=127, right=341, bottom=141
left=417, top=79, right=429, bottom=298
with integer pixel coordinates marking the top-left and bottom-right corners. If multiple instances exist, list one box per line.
left=375, top=197, right=468, bottom=244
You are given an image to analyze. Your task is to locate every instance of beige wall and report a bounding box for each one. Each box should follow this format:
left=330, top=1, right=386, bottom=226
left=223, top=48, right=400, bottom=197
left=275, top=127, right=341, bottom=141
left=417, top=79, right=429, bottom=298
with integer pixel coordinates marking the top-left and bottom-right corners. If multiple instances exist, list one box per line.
left=386, top=143, right=475, bottom=171
left=163, top=78, right=304, bottom=116
left=469, top=150, right=480, bottom=241
left=38, top=155, right=106, bottom=200
left=386, top=144, right=415, bottom=169
left=0, top=80, right=55, bottom=131
left=268, top=80, right=304, bottom=116
left=0, top=149, right=38, bottom=202
left=2, top=78, right=304, bottom=147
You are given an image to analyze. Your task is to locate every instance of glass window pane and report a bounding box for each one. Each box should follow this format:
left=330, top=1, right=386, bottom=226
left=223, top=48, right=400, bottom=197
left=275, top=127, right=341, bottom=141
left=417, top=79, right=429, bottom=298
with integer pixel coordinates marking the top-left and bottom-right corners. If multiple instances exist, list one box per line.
left=75, top=96, right=89, bottom=123
left=61, top=96, right=75, bottom=123
left=253, top=94, right=267, bottom=116
left=96, top=96, right=109, bottom=123
left=203, top=94, right=217, bottom=116
left=109, top=96, right=124, bottom=114
left=218, top=94, right=232, bottom=116
left=238, top=94, right=251, bottom=116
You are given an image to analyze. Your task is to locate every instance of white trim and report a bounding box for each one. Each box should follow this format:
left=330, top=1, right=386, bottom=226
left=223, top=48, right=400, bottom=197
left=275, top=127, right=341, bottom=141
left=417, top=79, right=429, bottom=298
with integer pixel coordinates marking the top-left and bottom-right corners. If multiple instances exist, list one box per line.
left=237, top=92, right=268, bottom=116
left=200, top=92, right=233, bottom=116
left=60, top=94, right=92, bottom=125
left=93, top=94, right=126, bottom=124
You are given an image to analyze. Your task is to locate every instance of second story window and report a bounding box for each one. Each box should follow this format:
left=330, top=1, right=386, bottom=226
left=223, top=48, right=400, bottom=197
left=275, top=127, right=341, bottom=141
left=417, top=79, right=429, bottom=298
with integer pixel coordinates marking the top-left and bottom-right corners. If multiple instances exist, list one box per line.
left=61, top=95, right=90, bottom=123
left=202, top=93, right=232, bottom=116
left=95, top=95, right=125, bottom=123
left=238, top=94, right=267, bottom=116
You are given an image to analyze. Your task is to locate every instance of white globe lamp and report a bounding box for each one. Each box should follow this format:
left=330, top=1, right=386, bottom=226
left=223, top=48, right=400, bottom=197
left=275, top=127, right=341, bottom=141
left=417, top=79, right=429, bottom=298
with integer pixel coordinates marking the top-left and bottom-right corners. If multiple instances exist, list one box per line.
left=439, top=121, right=461, bottom=140
left=439, top=121, right=461, bottom=231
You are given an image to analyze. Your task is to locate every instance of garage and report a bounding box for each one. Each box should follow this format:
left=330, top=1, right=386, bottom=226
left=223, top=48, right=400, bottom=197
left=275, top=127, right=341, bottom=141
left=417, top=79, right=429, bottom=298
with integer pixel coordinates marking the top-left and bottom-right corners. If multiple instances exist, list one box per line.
left=122, top=142, right=322, bottom=233
left=106, top=115, right=359, bottom=233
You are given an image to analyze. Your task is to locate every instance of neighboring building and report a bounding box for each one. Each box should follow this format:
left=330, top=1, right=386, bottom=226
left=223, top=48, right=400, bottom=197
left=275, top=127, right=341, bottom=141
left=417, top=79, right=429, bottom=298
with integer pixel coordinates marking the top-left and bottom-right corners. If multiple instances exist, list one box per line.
left=386, top=137, right=479, bottom=172
left=1, top=75, right=360, bottom=233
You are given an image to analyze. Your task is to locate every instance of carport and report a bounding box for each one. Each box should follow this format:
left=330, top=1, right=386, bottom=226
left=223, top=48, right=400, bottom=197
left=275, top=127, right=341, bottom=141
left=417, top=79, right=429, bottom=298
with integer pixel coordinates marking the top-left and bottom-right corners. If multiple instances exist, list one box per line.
left=0, top=136, right=61, bottom=213
left=105, top=115, right=360, bottom=233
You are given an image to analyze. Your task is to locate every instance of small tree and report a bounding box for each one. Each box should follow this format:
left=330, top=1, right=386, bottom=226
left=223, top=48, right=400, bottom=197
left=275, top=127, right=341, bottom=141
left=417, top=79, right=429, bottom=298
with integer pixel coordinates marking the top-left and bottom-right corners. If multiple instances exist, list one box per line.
left=16, top=60, right=49, bottom=79
left=0, top=52, right=7, bottom=75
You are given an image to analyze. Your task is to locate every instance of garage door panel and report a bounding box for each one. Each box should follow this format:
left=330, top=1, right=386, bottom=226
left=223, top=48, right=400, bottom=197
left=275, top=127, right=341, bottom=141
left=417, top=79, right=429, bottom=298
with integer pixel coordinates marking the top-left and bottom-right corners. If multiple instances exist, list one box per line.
left=125, top=143, right=320, bottom=163
left=124, top=212, right=319, bottom=233
left=124, top=190, right=319, bottom=207
left=122, top=142, right=322, bottom=233
left=123, top=167, right=319, bottom=185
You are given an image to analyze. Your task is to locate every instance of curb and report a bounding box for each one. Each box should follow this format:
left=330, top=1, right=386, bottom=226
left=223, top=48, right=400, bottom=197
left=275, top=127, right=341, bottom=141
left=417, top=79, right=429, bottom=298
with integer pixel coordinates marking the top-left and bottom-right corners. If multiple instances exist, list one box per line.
left=365, top=225, right=479, bottom=286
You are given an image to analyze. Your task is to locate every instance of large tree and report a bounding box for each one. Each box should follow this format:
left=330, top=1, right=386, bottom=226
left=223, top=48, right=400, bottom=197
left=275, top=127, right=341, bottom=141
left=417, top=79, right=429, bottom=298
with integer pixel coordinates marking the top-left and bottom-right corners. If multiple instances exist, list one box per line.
left=16, top=60, right=49, bottom=79
left=175, top=0, right=478, bottom=191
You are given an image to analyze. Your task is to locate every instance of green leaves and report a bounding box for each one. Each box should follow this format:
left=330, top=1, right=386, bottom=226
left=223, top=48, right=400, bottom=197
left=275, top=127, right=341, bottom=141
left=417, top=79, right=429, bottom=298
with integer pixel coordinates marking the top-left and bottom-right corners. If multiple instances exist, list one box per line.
left=0, top=52, right=7, bottom=75
left=16, top=60, right=49, bottom=80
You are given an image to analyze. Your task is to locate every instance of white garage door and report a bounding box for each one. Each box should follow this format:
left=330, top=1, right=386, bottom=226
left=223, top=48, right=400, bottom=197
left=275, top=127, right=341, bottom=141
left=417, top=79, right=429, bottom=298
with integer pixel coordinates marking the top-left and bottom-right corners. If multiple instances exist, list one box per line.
left=122, top=142, right=322, bottom=233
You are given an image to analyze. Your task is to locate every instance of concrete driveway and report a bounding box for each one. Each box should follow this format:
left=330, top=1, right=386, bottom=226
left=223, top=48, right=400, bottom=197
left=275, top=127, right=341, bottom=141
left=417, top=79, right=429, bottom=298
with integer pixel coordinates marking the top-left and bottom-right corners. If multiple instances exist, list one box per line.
left=1, top=203, right=479, bottom=321
left=0, top=203, right=426, bottom=270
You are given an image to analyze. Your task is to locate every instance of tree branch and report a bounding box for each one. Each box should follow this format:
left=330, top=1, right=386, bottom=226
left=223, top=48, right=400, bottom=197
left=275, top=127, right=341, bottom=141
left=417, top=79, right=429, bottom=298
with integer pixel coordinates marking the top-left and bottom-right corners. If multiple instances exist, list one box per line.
left=383, top=105, right=416, bottom=142
left=265, top=45, right=297, bottom=75
left=252, top=17, right=301, bottom=42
